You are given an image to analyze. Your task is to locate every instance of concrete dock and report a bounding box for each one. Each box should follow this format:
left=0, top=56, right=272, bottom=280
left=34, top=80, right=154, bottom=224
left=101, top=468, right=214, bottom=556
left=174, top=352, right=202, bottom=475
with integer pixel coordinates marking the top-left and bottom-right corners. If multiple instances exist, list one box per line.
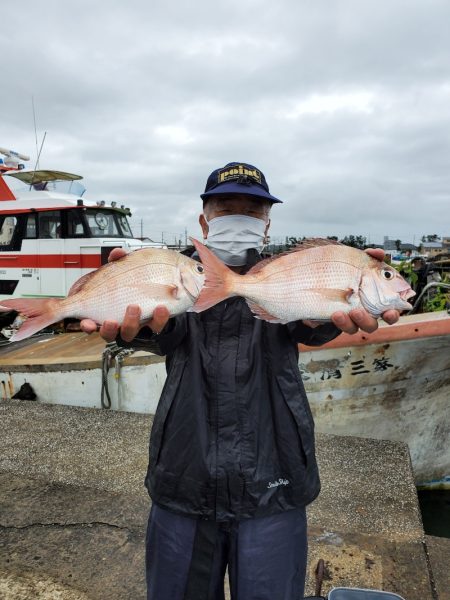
left=0, top=400, right=448, bottom=599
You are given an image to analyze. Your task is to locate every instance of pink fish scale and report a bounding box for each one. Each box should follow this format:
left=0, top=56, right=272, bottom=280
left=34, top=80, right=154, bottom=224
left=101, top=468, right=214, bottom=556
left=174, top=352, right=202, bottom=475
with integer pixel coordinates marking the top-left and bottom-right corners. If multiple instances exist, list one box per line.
left=236, top=258, right=363, bottom=321
left=62, top=260, right=189, bottom=325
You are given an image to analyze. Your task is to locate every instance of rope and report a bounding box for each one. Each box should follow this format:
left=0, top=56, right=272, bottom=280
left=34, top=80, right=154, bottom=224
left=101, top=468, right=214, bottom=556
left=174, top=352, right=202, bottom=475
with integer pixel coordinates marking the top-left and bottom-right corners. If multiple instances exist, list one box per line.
left=101, top=342, right=134, bottom=409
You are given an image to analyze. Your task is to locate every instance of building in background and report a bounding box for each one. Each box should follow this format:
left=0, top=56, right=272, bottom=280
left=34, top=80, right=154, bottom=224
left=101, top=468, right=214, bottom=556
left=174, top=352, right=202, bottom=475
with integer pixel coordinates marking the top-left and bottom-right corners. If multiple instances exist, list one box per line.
left=420, top=241, right=443, bottom=258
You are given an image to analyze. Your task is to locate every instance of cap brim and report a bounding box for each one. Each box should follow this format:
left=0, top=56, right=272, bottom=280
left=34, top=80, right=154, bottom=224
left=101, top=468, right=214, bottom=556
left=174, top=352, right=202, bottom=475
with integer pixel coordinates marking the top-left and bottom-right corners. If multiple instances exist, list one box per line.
left=200, top=181, right=282, bottom=204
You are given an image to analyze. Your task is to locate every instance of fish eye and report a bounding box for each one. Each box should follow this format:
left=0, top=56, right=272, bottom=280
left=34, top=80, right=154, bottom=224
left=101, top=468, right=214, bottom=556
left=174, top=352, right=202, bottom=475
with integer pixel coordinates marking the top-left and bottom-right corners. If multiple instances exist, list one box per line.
left=195, top=264, right=204, bottom=274
left=382, top=269, right=394, bottom=280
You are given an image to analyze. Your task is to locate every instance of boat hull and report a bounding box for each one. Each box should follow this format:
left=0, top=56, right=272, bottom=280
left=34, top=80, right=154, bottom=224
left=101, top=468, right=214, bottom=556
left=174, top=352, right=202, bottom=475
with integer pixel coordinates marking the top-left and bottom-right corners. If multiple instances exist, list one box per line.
left=299, top=315, right=450, bottom=488
left=0, top=312, right=449, bottom=488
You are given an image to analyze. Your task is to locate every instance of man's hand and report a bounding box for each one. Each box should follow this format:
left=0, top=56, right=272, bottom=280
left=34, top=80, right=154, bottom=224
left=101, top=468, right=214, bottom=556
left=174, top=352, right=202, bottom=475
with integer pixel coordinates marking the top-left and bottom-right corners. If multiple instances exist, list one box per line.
left=330, top=247, right=400, bottom=334
left=80, top=304, right=171, bottom=342
left=79, top=248, right=170, bottom=342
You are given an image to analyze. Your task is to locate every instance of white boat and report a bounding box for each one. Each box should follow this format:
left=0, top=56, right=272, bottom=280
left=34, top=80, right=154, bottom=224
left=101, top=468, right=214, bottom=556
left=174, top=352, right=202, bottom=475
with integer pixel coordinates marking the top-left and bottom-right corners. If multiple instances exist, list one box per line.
left=0, top=147, right=162, bottom=308
left=0, top=310, right=448, bottom=489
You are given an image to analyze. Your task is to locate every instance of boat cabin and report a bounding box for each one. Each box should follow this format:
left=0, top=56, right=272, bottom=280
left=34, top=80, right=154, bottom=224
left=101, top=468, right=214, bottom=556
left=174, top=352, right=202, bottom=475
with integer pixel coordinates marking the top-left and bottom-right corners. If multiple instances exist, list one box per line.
left=0, top=169, right=162, bottom=301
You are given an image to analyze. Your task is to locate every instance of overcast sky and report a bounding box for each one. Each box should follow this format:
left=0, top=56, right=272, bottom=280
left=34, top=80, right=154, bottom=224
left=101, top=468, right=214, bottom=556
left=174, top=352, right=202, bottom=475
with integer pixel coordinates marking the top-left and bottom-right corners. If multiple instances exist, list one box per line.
left=2, top=0, right=450, bottom=246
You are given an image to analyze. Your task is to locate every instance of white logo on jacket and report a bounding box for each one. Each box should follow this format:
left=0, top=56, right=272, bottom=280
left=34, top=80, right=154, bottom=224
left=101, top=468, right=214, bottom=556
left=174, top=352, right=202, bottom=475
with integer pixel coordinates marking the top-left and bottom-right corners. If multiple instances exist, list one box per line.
left=267, top=478, right=290, bottom=489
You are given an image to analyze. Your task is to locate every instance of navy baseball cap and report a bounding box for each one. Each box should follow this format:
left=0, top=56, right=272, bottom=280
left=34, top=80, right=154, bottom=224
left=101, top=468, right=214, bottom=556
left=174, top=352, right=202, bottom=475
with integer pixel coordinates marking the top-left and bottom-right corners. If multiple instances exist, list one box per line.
left=200, top=162, right=283, bottom=204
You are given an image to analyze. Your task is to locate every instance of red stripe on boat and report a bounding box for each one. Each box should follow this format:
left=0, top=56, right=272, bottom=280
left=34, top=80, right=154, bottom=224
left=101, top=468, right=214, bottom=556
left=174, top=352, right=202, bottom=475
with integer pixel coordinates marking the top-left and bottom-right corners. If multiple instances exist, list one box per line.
left=0, top=254, right=101, bottom=268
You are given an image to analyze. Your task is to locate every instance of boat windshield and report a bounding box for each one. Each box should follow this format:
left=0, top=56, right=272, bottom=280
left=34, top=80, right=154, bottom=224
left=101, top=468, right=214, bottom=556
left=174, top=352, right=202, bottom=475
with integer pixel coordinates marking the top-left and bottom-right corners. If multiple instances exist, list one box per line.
left=38, top=180, right=87, bottom=196
left=3, top=174, right=86, bottom=197
left=84, top=209, right=133, bottom=238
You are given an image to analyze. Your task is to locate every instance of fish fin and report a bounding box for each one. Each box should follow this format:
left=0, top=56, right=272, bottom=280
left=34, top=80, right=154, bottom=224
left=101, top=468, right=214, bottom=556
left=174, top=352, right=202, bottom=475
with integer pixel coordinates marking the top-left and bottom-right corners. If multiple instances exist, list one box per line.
left=0, top=298, right=61, bottom=342
left=248, top=238, right=343, bottom=274
left=313, top=288, right=356, bottom=303
left=131, top=283, right=179, bottom=300
left=294, top=237, right=342, bottom=249
left=189, top=238, right=236, bottom=312
left=168, top=284, right=180, bottom=299
left=246, top=300, right=288, bottom=323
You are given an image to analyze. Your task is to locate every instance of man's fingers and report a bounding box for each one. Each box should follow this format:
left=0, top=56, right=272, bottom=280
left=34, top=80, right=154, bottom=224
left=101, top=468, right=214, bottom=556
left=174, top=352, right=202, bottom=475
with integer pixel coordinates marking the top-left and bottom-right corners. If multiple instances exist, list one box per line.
left=348, top=309, right=379, bottom=333
left=80, top=317, right=119, bottom=342
left=108, top=248, right=127, bottom=262
left=381, top=309, right=400, bottom=325
left=81, top=303, right=171, bottom=344
left=332, top=309, right=379, bottom=334
left=333, top=305, right=400, bottom=336
left=80, top=319, right=98, bottom=334
left=365, top=248, right=385, bottom=261
left=99, top=320, right=120, bottom=342
left=120, top=305, right=142, bottom=342
left=331, top=312, right=359, bottom=335
left=148, top=305, right=170, bottom=334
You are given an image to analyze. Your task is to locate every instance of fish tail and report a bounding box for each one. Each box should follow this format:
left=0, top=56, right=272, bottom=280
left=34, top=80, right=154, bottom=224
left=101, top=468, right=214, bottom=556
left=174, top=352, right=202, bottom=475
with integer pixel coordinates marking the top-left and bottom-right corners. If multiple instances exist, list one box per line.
left=0, top=298, right=62, bottom=341
left=190, top=238, right=238, bottom=312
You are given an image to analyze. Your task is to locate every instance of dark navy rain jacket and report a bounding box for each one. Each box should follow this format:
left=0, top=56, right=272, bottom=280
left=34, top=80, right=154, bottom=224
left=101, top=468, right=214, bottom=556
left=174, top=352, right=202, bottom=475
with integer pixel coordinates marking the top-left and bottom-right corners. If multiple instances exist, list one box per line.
left=119, top=281, right=340, bottom=522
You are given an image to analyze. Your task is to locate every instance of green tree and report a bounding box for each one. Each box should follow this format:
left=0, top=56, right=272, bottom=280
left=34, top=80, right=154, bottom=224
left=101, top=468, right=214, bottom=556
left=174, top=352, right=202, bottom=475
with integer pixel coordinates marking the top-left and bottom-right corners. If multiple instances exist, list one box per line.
left=340, top=235, right=367, bottom=249
left=395, top=239, right=402, bottom=252
left=422, top=234, right=441, bottom=243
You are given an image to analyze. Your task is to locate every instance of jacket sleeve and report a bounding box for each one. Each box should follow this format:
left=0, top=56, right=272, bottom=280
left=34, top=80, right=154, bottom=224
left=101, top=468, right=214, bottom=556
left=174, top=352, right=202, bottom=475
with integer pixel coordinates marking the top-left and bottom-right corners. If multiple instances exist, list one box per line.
left=115, top=313, right=188, bottom=356
left=287, top=320, right=342, bottom=346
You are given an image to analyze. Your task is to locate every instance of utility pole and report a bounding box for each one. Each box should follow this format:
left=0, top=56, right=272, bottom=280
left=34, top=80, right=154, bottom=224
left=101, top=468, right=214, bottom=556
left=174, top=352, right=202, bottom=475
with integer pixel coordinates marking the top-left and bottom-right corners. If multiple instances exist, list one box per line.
left=140, top=218, right=143, bottom=239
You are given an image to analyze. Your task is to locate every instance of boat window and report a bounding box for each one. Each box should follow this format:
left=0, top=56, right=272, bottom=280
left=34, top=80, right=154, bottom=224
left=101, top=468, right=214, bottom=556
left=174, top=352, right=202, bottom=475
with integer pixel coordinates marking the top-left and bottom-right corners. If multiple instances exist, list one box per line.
left=3, top=175, right=86, bottom=197
left=42, top=180, right=86, bottom=196
left=0, top=214, right=23, bottom=251
left=117, top=214, right=133, bottom=237
left=67, top=210, right=86, bottom=237
left=84, top=209, right=121, bottom=237
left=38, top=211, right=62, bottom=239
left=0, top=279, right=19, bottom=295
left=0, top=215, right=17, bottom=246
left=24, top=214, right=37, bottom=239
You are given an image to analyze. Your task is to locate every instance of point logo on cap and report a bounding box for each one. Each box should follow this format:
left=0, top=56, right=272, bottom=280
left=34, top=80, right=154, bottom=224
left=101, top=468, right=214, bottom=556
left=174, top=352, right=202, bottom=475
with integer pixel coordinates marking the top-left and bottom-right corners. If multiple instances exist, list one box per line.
left=217, top=164, right=262, bottom=185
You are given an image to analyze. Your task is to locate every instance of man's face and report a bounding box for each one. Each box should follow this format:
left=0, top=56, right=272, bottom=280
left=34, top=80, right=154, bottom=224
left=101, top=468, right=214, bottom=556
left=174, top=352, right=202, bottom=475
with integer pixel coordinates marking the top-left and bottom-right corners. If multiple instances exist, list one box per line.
left=199, top=194, right=271, bottom=240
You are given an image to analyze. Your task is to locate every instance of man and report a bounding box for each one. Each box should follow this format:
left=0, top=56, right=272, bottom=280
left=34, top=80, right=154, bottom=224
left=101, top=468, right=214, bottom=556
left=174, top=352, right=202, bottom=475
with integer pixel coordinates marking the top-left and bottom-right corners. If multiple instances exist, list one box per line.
left=81, top=162, right=399, bottom=600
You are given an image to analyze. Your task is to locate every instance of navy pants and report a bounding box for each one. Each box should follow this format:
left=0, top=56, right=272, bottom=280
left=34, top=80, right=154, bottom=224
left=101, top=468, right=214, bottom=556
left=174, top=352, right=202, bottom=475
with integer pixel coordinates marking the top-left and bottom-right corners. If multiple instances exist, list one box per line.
left=146, top=504, right=308, bottom=600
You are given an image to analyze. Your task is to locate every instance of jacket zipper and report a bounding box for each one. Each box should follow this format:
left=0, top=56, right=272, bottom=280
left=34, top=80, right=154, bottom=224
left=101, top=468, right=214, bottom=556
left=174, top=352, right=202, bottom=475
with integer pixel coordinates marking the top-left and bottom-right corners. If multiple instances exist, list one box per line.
left=214, top=301, right=227, bottom=519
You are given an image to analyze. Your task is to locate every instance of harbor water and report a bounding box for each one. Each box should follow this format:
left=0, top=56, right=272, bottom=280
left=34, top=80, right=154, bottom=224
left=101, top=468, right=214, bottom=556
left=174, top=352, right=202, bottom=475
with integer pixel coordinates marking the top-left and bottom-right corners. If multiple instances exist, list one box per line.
left=417, top=489, right=450, bottom=538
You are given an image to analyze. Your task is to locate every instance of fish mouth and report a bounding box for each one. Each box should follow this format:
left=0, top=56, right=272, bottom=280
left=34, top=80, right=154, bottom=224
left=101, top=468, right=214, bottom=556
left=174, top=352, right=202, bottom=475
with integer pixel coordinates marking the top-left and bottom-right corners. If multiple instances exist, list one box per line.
left=400, top=289, right=416, bottom=301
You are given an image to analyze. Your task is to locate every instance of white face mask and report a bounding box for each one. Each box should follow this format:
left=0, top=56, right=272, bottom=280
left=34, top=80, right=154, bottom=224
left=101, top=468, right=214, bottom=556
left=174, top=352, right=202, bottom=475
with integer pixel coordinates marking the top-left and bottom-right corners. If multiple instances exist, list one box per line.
left=204, top=214, right=267, bottom=266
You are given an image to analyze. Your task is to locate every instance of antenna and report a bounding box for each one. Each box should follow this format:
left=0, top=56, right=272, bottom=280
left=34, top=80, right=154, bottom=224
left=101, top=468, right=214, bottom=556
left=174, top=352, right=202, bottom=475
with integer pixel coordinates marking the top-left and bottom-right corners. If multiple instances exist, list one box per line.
left=30, top=131, right=47, bottom=188
left=32, top=96, right=39, bottom=166
left=30, top=96, right=48, bottom=187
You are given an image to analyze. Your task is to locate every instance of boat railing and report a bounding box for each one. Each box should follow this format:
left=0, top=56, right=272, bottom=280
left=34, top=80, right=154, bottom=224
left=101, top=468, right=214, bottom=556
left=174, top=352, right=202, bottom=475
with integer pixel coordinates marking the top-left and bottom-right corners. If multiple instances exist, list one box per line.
left=408, top=281, right=450, bottom=315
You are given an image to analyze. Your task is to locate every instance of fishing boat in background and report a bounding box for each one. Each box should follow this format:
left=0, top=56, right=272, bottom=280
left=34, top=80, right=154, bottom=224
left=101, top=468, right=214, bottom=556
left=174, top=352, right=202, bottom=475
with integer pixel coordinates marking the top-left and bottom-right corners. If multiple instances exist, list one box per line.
left=299, top=309, right=450, bottom=489
left=0, top=147, right=162, bottom=313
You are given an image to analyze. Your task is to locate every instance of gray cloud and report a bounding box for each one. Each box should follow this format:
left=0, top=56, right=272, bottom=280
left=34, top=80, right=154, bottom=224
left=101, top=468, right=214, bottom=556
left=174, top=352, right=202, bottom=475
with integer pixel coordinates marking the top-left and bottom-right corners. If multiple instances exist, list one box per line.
left=2, top=0, right=450, bottom=245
